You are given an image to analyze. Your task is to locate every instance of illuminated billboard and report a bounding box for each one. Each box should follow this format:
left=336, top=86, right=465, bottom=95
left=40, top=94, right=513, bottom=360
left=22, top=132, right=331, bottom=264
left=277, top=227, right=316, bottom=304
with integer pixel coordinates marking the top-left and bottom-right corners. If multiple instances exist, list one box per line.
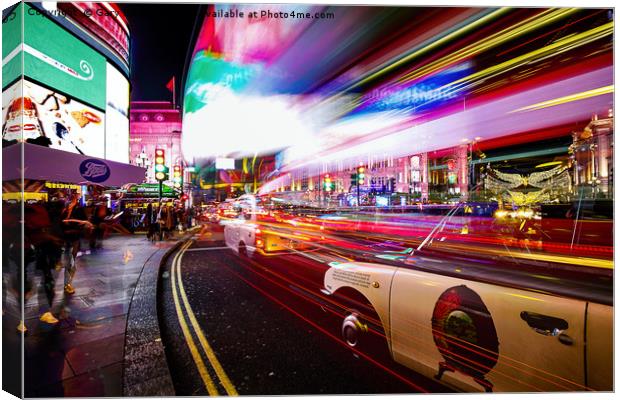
left=182, top=4, right=316, bottom=160
left=105, top=63, right=130, bottom=163
left=2, top=4, right=22, bottom=88
left=2, top=3, right=132, bottom=164
left=22, top=3, right=107, bottom=109
left=355, top=62, right=472, bottom=114
left=3, top=80, right=105, bottom=158
left=27, top=79, right=104, bottom=157
left=2, top=82, right=27, bottom=141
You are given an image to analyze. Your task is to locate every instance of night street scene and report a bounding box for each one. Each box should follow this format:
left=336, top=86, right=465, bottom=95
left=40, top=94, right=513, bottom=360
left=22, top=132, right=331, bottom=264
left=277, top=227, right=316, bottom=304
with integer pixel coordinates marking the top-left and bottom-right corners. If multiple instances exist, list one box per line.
left=1, top=1, right=615, bottom=397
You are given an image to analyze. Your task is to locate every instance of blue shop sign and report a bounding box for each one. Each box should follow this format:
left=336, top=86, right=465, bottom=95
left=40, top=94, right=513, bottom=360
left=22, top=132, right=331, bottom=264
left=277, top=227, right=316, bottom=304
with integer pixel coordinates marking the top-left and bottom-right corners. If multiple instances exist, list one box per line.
left=79, top=159, right=111, bottom=183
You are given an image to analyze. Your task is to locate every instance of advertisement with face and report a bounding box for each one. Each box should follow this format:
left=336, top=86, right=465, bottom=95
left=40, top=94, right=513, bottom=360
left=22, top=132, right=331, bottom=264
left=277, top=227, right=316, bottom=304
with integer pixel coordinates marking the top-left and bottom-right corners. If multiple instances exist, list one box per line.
left=2, top=79, right=105, bottom=157
left=105, top=63, right=130, bottom=163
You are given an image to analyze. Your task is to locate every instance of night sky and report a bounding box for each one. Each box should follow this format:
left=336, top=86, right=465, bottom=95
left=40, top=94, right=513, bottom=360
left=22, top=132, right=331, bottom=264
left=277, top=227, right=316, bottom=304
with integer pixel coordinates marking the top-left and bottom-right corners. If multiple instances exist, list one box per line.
left=118, top=3, right=201, bottom=103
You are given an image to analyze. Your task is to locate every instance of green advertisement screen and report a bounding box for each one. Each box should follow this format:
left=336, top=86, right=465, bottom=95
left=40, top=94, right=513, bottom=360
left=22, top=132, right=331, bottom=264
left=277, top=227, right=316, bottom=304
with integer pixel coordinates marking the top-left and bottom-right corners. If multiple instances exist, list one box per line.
left=2, top=3, right=23, bottom=88
left=23, top=4, right=106, bottom=109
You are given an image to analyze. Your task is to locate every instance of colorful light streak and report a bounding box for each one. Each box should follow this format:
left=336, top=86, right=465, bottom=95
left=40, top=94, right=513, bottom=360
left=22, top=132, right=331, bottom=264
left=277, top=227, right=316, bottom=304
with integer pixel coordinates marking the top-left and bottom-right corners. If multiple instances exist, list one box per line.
left=342, top=8, right=511, bottom=93
left=441, top=20, right=613, bottom=95
left=279, top=65, right=611, bottom=172
left=397, top=8, right=580, bottom=85
left=511, top=85, right=614, bottom=113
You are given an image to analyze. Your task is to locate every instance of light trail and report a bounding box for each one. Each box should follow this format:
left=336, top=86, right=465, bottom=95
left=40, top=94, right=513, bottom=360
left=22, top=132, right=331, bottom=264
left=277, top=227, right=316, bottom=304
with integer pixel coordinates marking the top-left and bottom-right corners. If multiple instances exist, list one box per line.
left=398, top=8, right=579, bottom=84
left=511, top=85, right=614, bottom=112
left=441, top=21, right=613, bottom=94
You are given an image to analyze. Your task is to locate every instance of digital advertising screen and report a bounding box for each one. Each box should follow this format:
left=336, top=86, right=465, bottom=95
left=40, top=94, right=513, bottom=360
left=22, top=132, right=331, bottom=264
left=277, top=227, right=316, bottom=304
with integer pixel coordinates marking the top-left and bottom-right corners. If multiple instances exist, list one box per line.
left=2, top=81, right=25, bottom=141
left=2, top=3, right=22, bottom=88
left=182, top=4, right=317, bottom=160
left=105, top=63, right=130, bottom=163
left=3, top=79, right=105, bottom=157
left=23, top=3, right=107, bottom=109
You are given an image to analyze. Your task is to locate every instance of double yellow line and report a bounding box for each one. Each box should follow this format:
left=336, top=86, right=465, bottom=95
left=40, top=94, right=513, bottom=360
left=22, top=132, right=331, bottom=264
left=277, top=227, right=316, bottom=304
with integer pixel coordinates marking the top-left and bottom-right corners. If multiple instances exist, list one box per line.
left=170, top=241, right=238, bottom=396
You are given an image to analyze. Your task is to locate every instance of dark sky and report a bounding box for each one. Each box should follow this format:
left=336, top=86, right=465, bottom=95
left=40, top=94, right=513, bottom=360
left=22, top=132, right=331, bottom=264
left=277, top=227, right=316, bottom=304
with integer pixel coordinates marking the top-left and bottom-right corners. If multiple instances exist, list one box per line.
left=118, top=3, right=201, bottom=103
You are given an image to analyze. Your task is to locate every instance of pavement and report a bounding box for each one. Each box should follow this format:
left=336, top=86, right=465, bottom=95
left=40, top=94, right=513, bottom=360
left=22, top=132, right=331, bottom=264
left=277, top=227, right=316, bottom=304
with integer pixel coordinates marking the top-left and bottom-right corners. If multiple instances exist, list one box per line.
left=2, top=231, right=183, bottom=397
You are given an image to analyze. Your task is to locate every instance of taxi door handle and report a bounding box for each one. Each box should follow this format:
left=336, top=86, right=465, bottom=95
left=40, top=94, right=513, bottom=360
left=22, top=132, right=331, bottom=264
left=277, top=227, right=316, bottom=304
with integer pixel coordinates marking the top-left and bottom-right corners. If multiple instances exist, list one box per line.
left=520, top=311, right=568, bottom=336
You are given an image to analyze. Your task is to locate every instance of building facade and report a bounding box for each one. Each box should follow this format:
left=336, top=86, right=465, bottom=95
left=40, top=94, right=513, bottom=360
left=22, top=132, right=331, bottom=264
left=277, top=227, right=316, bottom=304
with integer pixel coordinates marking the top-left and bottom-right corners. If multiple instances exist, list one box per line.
left=269, top=113, right=613, bottom=208
left=129, top=101, right=182, bottom=183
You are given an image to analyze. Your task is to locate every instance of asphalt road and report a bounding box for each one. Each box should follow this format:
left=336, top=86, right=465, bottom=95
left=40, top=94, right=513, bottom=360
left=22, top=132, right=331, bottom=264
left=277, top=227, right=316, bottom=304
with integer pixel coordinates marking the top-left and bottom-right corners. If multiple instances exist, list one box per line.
left=157, top=228, right=450, bottom=396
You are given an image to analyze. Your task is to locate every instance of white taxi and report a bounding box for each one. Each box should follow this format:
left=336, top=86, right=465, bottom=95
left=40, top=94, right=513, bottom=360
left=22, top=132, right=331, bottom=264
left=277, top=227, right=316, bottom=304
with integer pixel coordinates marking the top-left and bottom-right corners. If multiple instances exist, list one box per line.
left=322, top=251, right=612, bottom=392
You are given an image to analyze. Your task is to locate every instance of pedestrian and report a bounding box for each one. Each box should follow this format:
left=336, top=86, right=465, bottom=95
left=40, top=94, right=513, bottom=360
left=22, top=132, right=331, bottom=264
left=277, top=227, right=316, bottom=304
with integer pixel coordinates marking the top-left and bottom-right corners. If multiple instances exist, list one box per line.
left=60, top=193, right=93, bottom=295
left=4, top=200, right=31, bottom=332
left=166, top=206, right=175, bottom=238
left=47, top=197, right=65, bottom=270
left=175, top=207, right=185, bottom=232
left=155, top=205, right=163, bottom=241
left=26, top=200, right=63, bottom=324
left=89, top=199, right=108, bottom=250
left=146, top=201, right=156, bottom=241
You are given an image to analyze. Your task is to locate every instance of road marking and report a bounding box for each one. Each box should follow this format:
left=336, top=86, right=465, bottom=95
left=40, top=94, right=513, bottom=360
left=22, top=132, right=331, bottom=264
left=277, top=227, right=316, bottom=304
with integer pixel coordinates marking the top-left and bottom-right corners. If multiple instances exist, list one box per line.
left=185, top=246, right=231, bottom=252
left=176, top=242, right=239, bottom=396
left=170, top=241, right=219, bottom=395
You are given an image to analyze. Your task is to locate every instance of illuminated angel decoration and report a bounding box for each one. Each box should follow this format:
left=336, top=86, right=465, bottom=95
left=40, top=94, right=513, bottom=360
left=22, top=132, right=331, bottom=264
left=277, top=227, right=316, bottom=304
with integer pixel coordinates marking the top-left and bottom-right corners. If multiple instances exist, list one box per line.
left=527, top=165, right=571, bottom=190
left=504, top=190, right=550, bottom=207
left=484, top=164, right=571, bottom=206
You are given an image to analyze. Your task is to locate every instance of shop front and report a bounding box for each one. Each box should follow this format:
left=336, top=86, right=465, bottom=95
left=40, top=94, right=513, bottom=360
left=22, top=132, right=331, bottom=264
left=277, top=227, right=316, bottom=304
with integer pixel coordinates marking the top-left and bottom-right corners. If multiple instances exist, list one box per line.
left=117, top=183, right=180, bottom=231
left=2, top=142, right=146, bottom=205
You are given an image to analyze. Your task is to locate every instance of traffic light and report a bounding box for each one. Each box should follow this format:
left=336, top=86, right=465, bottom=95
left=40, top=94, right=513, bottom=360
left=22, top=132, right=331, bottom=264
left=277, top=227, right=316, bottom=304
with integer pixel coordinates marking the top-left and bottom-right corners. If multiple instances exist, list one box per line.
left=154, top=149, right=168, bottom=181
left=323, top=174, right=333, bottom=192
left=357, top=166, right=365, bottom=185
left=388, top=177, right=396, bottom=193
left=172, top=165, right=183, bottom=189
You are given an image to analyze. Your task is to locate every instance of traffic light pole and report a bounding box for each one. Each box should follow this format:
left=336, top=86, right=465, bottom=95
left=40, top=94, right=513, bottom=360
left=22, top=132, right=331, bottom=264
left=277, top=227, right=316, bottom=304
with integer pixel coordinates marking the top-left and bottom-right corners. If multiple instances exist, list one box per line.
left=356, top=178, right=360, bottom=208
left=158, top=180, right=163, bottom=208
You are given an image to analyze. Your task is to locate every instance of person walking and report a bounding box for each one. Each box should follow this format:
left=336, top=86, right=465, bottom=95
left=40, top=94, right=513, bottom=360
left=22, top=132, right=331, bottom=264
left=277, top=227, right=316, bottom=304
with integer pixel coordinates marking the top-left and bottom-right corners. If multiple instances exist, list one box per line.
left=146, top=201, right=156, bottom=241
left=26, top=201, right=63, bottom=324
left=155, top=205, right=164, bottom=241
left=5, top=200, right=32, bottom=332
left=60, top=194, right=93, bottom=295
left=89, top=199, right=108, bottom=250
left=166, top=206, right=175, bottom=238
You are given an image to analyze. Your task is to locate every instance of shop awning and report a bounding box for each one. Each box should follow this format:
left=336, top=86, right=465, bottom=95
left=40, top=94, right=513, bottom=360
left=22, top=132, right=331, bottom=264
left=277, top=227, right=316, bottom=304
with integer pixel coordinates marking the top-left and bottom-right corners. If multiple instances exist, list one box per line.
left=2, top=143, right=146, bottom=187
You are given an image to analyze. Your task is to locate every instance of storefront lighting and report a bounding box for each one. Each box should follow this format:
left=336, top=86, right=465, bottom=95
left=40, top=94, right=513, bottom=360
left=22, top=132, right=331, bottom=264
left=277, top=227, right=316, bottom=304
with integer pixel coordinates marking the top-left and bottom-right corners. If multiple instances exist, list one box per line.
left=495, top=210, right=508, bottom=219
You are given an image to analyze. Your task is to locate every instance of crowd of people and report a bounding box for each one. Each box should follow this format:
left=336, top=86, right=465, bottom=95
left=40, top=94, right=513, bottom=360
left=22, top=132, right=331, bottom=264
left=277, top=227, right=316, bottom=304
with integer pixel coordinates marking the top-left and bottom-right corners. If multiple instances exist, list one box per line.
left=144, top=202, right=193, bottom=241
left=3, top=194, right=195, bottom=333
left=3, top=193, right=112, bottom=331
